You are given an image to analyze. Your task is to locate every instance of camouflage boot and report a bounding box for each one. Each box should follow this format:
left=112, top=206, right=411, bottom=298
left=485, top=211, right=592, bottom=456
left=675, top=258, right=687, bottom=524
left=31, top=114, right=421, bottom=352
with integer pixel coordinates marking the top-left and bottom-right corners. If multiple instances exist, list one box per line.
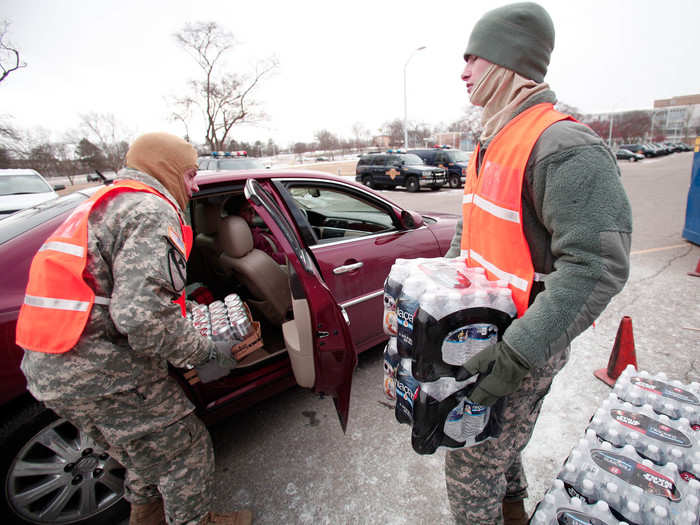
left=502, top=499, right=528, bottom=525
left=129, top=498, right=166, bottom=525
left=198, top=509, right=253, bottom=525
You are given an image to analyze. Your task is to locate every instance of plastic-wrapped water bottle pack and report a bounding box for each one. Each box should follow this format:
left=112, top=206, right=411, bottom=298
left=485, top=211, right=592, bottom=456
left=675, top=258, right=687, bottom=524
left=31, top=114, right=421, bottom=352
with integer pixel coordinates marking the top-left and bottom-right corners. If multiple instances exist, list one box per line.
left=556, top=429, right=700, bottom=524
left=613, top=365, right=700, bottom=426
left=530, top=479, right=628, bottom=525
left=588, top=393, right=700, bottom=479
left=380, top=256, right=517, bottom=454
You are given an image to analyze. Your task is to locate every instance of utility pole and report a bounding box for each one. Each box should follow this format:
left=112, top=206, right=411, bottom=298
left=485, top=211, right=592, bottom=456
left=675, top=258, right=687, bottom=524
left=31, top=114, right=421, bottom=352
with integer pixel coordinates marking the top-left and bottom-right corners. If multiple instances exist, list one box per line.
left=403, top=46, right=426, bottom=149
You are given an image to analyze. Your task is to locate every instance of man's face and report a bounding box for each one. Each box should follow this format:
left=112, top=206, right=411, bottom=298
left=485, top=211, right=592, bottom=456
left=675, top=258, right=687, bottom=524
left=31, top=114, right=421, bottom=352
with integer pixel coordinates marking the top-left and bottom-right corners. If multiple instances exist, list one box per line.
left=461, top=55, right=493, bottom=95
left=183, top=167, right=199, bottom=197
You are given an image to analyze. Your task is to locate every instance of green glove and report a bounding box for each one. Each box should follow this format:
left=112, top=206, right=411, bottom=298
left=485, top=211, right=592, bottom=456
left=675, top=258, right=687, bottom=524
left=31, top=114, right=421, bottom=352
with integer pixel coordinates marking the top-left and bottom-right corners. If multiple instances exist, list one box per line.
left=195, top=341, right=238, bottom=383
left=460, top=340, right=530, bottom=406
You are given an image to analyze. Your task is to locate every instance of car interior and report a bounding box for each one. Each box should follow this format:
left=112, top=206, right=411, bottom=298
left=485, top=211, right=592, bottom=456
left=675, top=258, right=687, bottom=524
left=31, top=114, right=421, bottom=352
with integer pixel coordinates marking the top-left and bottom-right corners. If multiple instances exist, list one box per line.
left=187, top=191, right=292, bottom=376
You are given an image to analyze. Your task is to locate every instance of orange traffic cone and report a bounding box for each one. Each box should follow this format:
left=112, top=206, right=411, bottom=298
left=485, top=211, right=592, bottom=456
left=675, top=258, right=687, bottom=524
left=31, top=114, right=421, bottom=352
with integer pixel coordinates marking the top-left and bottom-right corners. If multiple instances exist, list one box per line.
left=594, top=316, right=638, bottom=387
left=689, top=258, right=700, bottom=277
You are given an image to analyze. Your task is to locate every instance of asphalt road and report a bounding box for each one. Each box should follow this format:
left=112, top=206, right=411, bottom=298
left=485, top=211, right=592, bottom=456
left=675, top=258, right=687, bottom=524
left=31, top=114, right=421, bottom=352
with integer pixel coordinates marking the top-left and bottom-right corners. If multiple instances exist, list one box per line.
left=201, top=152, right=700, bottom=523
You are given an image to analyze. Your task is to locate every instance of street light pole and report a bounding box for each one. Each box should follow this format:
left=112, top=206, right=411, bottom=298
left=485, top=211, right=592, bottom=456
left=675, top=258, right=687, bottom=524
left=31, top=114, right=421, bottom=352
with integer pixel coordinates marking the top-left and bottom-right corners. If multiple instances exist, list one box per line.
left=403, top=46, right=426, bottom=149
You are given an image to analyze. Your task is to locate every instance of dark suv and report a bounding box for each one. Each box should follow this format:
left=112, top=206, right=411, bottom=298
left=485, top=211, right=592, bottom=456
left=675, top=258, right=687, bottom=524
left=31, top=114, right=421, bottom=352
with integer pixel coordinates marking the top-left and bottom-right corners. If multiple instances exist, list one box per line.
left=408, top=148, right=470, bottom=188
left=355, top=151, right=446, bottom=192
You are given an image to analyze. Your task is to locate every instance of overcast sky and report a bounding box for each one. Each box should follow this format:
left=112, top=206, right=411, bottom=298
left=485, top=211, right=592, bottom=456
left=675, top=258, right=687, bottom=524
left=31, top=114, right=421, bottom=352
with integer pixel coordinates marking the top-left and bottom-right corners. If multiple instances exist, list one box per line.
left=1, top=0, right=699, bottom=148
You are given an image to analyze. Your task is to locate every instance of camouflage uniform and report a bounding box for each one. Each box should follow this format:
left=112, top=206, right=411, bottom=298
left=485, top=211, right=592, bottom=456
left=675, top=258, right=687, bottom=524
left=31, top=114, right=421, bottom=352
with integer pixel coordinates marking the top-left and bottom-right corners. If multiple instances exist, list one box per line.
left=21, top=169, right=218, bottom=524
left=444, top=347, right=569, bottom=524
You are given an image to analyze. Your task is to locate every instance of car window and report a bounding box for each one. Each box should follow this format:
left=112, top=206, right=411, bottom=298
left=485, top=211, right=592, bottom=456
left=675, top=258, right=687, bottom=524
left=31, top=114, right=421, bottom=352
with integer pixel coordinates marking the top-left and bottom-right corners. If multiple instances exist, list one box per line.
left=445, top=150, right=470, bottom=162
left=285, top=184, right=396, bottom=245
left=0, top=174, right=52, bottom=195
left=400, top=154, right=424, bottom=165
left=217, top=158, right=263, bottom=170
left=371, top=156, right=387, bottom=166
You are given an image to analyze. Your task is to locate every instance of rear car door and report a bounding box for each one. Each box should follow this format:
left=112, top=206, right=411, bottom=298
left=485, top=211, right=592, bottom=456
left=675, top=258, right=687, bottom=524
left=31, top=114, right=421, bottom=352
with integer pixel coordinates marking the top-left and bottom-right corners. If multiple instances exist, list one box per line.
left=274, top=178, right=444, bottom=352
left=244, top=179, right=357, bottom=430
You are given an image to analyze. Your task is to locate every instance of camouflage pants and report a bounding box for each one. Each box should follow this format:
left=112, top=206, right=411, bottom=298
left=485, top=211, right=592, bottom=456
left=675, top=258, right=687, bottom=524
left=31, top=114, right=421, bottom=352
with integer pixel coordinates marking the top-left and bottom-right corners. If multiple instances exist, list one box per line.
left=46, top=376, right=214, bottom=525
left=444, top=347, right=570, bottom=525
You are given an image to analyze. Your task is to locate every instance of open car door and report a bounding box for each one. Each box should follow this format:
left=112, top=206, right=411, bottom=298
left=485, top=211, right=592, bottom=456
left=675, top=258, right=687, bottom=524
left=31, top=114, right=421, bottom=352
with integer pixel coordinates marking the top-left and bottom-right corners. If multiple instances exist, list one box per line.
left=245, top=179, right=357, bottom=431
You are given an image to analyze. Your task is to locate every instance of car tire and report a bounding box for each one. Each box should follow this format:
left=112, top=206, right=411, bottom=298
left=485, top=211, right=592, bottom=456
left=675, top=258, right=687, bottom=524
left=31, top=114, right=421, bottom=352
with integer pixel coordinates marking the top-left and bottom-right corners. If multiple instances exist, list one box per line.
left=448, top=175, right=461, bottom=188
left=0, top=398, right=128, bottom=525
left=630, top=157, right=637, bottom=162
left=406, top=177, right=419, bottom=193
left=361, top=176, right=375, bottom=189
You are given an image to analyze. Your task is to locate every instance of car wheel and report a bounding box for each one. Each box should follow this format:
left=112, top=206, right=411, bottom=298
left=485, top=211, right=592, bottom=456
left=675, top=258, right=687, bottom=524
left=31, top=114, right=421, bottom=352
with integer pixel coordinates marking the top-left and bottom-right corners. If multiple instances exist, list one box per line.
left=0, top=399, right=128, bottom=525
left=406, top=177, right=419, bottom=193
left=448, top=175, right=461, bottom=188
left=361, top=176, right=375, bottom=189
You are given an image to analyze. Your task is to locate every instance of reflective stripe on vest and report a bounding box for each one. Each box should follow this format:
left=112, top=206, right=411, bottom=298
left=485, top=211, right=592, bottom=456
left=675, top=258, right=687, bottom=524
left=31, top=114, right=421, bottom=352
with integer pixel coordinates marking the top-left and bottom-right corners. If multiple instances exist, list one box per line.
left=460, top=103, right=574, bottom=317
left=16, top=180, right=193, bottom=354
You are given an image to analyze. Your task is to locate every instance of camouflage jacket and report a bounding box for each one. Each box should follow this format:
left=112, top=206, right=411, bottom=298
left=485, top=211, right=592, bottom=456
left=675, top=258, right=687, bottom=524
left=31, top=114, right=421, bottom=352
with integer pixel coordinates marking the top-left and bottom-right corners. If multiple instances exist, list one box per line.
left=21, top=169, right=214, bottom=401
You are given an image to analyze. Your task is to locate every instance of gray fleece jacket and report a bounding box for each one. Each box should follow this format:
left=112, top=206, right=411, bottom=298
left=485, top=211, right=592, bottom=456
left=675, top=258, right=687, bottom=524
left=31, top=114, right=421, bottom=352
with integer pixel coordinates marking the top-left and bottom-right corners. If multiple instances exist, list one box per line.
left=445, top=90, right=632, bottom=369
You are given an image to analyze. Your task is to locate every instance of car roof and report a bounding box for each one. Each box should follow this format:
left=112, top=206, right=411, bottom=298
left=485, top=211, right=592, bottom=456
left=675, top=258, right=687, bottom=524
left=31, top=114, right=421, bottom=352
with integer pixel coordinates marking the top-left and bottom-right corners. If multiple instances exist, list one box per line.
left=0, top=168, right=42, bottom=177
left=195, top=168, right=360, bottom=188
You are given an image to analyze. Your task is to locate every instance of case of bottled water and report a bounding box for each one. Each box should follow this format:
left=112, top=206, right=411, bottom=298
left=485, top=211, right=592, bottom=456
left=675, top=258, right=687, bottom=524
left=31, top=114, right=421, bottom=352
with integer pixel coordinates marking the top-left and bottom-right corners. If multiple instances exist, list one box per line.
left=381, top=256, right=518, bottom=453
left=588, top=393, right=700, bottom=480
left=613, top=366, right=700, bottom=427
left=557, top=429, right=700, bottom=524
left=530, top=479, right=628, bottom=525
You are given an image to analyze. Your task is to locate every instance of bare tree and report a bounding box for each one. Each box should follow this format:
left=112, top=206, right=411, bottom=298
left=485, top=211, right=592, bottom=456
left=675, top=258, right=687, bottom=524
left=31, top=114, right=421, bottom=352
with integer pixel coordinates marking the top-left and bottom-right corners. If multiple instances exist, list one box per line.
left=449, top=105, right=483, bottom=144
left=75, top=112, right=131, bottom=173
left=0, top=21, right=26, bottom=84
left=173, top=22, right=278, bottom=151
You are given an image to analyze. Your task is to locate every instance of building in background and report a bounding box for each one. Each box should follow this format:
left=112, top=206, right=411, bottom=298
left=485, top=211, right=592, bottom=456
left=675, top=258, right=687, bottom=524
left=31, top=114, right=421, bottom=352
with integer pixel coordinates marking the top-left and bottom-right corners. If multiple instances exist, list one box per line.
left=652, top=94, right=700, bottom=145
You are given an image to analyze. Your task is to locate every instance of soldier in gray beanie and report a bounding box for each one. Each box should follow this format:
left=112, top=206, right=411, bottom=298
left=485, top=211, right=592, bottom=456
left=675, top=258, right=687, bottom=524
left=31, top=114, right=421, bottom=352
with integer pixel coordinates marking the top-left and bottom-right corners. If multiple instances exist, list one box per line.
left=443, top=3, right=632, bottom=524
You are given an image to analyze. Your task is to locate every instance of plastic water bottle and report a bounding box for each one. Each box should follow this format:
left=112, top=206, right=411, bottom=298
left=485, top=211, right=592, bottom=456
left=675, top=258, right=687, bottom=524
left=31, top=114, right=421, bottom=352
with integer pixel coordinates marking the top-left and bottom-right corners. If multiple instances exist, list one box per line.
left=382, top=338, right=400, bottom=400
left=395, top=275, right=427, bottom=358
left=383, top=265, right=410, bottom=336
left=395, top=358, right=420, bottom=425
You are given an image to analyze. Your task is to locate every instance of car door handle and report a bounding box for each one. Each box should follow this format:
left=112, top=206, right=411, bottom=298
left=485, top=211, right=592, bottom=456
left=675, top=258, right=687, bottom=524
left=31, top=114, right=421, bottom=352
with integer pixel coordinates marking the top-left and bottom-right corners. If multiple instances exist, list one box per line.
left=333, top=262, right=363, bottom=274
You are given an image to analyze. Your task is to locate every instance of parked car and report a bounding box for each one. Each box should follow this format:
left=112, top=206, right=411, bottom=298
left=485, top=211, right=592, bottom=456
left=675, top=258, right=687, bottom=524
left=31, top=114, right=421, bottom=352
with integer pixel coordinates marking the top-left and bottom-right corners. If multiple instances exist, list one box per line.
left=408, top=147, right=470, bottom=188
left=197, top=151, right=265, bottom=171
left=618, top=143, right=657, bottom=158
left=0, top=169, right=458, bottom=524
left=355, top=151, right=446, bottom=192
left=0, top=169, right=62, bottom=219
left=615, top=148, right=644, bottom=162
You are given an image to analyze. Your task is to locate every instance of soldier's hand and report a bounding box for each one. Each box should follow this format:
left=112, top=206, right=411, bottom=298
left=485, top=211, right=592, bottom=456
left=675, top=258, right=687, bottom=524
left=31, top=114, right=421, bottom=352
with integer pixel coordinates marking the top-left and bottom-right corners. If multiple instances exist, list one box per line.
left=195, top=341, right=238, bottom=384
left=456, top=340, right=530, bottom=406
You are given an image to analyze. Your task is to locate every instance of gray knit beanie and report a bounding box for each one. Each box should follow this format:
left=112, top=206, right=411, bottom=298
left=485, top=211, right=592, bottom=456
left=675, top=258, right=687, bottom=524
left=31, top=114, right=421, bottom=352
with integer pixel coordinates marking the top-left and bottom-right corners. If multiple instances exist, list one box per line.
left=464, top=2, right=554, bottom=83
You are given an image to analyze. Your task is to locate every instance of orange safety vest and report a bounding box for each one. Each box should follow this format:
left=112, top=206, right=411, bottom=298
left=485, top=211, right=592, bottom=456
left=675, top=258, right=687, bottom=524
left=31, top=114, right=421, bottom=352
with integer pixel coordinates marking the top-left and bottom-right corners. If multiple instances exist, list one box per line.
left=461, top=103, right=574, bottom=317
left=16, top=180, right=193, bottom=353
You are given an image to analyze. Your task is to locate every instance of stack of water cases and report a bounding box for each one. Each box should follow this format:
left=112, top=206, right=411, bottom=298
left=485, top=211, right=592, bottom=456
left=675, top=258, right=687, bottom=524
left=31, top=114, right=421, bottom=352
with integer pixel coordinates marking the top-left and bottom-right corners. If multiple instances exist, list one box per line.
left=531, top=365, right=700, bottom=524
left=381, top=256, right=517, bottom=455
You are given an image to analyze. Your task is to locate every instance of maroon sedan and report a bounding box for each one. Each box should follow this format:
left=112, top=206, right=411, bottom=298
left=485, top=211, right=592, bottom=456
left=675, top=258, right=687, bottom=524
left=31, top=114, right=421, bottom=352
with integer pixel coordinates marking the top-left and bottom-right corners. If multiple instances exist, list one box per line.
left=0, top=169, right=457, bottom=524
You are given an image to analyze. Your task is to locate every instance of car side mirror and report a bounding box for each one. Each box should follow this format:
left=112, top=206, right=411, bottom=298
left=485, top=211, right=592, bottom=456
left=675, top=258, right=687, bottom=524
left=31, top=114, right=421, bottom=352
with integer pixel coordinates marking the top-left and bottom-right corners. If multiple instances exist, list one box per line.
left=53, top=184, right=66, bottom=191
left=399, top=210, right=424, bottom=229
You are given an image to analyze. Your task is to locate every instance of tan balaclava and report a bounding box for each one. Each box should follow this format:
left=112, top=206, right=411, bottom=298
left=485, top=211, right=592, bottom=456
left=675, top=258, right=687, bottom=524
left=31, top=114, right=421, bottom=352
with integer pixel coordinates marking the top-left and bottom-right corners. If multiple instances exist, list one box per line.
left=470, top=64, right=550, bottom=143
left=125, top=132, right=197, bottom=211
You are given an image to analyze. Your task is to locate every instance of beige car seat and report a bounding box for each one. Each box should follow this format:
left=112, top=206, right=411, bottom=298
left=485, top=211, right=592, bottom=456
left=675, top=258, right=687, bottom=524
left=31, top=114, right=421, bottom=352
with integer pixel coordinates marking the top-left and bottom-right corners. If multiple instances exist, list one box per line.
left=218, top=215, right=291, bottom=325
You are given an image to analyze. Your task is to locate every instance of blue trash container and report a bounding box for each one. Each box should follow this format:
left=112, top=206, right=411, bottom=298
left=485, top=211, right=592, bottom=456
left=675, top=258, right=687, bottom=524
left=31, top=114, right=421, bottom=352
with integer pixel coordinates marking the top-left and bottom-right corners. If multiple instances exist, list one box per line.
left=682, top=137, right=700, bottom=245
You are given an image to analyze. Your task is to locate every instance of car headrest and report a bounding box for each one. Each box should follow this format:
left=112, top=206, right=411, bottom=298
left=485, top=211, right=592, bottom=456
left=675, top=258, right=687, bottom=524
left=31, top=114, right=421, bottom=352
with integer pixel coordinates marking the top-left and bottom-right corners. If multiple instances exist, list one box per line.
left=194, top=202, right=221, bottom=235
left=218, top=215, right=254, bottom=258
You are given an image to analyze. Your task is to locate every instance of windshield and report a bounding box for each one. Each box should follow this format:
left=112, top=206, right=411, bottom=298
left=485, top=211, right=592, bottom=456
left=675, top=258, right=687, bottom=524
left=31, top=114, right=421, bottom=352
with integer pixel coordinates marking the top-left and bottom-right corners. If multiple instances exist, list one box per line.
left=218, top=158, right=263, bottom=170
left=446, top=151, right=470, bottom=162
left=0, top=174, right=52, bottom=196
left=400, top=154, right=425, bottom=165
